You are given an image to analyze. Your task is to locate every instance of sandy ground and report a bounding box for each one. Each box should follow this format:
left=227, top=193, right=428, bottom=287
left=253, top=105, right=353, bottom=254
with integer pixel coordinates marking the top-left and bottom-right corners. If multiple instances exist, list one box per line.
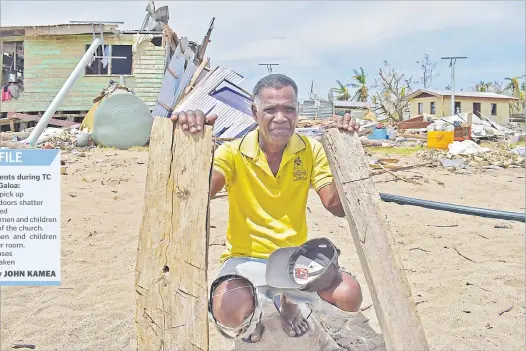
left=1, top=147, right=524, bottom=350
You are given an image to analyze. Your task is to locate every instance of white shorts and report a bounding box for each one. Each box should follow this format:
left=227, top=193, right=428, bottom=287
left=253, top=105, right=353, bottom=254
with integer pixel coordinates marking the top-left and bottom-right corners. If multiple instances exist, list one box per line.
left=209, top=256, right=357, bottom=339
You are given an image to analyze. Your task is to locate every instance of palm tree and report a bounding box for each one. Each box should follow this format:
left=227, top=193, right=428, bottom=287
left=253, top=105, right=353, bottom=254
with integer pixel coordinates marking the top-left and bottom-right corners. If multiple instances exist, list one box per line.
left=333, top=80, right=351, bottom=101
left=349, top=67, right=368, bottom=102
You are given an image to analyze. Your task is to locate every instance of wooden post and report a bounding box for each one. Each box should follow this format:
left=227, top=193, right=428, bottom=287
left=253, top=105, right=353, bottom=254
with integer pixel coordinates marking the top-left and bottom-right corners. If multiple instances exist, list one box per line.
left=135, top=117, right=214, bottom=351
left=323, top=129, right=429, bottom=351
left=467, top=112, right=473, bottom=127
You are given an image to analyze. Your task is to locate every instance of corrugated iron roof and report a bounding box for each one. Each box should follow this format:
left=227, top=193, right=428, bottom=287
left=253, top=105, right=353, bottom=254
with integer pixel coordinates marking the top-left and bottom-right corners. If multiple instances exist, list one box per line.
left=174, top=66, right=256, bottom=139
left=299, top=100, right=333, bottom=119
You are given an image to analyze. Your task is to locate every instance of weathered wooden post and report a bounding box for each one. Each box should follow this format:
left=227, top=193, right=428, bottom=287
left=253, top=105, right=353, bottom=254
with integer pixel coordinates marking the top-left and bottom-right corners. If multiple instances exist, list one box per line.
left=135, top=117, right=214, bottom=350
left=323, top=129, right=429, bottom=351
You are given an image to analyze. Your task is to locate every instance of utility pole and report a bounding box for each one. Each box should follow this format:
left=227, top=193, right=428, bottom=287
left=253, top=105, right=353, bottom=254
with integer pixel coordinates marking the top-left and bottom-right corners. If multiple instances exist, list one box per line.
left=441, top=56, right=467, bottom=116
left=259, top=63, right=279, bottom=74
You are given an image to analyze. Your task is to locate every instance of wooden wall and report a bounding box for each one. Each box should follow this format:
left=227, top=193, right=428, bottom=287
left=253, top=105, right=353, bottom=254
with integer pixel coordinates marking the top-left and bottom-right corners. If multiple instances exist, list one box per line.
left=133, top=40, right=165, bottom=110
left=1, top=33, right=165, bottom=113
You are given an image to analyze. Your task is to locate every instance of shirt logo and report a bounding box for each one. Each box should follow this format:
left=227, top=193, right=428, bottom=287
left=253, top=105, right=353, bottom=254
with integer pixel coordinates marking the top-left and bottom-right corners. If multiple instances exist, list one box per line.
left=293, top=156, right=307, bottom=181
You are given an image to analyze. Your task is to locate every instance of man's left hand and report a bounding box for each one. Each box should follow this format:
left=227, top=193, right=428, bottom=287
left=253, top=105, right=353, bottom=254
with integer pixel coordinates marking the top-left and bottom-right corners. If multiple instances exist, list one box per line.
left=334, top=113, right=359, bottom=133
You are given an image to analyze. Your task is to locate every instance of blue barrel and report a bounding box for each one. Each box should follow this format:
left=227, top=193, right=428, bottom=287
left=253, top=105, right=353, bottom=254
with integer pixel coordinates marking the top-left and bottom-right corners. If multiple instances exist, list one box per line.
left=368, top=128, right=388, bottom=140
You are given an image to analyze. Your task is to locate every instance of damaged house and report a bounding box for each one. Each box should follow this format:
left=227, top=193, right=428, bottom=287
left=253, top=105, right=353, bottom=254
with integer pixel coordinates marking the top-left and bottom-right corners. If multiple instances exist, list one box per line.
left=0, top=22, right=175, bottom=118
left=1, top=1, right=256, bottom=146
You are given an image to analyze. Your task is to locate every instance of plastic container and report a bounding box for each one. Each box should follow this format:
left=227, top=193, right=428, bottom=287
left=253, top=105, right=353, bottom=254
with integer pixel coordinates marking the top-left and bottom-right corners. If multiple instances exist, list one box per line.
left=427, top=131, right=454, bottom=150
left=92, top=91, right=153, bottom=149
left=368, top=128, right=388, bottom=140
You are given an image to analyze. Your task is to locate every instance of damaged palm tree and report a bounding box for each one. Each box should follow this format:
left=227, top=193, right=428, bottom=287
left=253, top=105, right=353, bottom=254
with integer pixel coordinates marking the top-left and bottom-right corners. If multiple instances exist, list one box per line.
left=333, top=80, right=351, bottom=101
left=350, top=67, right=368, bottom=102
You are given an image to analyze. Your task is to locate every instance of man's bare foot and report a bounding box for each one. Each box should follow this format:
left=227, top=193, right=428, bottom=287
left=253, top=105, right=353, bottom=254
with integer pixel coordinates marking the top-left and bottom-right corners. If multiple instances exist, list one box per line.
left=245, top=321, right=264, bottom=342
left=276, top=295, right=310, bottom=337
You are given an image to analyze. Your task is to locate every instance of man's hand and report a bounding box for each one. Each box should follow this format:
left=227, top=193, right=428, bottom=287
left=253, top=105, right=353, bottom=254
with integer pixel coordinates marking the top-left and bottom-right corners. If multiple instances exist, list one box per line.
left=333, top=112, right=359, bottom=133
left=170, top=110, right=218, bottom=133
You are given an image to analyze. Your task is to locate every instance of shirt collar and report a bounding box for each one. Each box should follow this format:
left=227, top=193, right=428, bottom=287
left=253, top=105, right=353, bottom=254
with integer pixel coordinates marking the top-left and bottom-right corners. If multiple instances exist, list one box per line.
left=239, top=128, right=306, bottom=159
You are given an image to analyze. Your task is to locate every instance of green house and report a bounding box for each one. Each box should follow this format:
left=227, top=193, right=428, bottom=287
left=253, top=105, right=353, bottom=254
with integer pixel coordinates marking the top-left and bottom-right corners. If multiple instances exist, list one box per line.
left=1, top=23, right=167, bottom=118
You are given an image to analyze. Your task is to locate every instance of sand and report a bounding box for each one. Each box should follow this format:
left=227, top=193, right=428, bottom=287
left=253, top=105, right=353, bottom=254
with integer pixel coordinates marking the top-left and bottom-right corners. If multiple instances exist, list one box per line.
left=1, top=147, right=524, bottom=350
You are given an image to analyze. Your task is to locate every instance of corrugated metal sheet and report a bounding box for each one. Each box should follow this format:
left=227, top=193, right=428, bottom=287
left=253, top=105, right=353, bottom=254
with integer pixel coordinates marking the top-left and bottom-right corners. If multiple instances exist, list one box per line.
left=174, top=66, right=255, bottom=138
left=318, top=101, right=333, bottom=119
left=333, top=101, right=369, bottom=108
left=151, top=43, right=186, bottom=117
left=151, top=38, right=196, bottom=117
left=173, top=59, right=197, bottom=107
left=299, top=100, right=333, bottom=119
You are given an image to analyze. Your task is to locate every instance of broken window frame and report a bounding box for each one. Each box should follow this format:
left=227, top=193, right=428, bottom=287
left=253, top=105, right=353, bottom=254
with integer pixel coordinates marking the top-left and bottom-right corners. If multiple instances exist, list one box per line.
left=84, top=44, right=133, bottom=76
left=2, top=41, right=24, bottom=86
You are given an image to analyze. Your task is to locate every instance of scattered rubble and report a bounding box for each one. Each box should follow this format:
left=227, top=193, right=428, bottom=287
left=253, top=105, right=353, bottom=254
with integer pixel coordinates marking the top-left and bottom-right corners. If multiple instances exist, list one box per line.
left=416, top=146, right=525, bottom=170
left=38, top=128, right=95, bottom=151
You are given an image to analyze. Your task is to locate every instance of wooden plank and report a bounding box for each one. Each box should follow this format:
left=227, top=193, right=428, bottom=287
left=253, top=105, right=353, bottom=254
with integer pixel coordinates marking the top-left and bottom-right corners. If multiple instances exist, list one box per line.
left=7, top=113, right=80, bottom=127
left=135, top=117, right=214, bottom=351
left=184, top=57, right=210, bottom=97
left=322, top=129, right=429, bottom=351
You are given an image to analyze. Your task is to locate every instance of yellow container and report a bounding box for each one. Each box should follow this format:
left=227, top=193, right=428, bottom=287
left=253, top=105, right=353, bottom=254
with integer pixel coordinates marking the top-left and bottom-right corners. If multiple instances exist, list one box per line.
left=427, top=131, right=454, bottom=150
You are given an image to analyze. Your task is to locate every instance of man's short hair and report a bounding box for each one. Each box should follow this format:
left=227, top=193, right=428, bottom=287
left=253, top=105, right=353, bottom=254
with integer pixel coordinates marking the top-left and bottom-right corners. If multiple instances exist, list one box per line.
left=252, top=74, right=298, bottom=102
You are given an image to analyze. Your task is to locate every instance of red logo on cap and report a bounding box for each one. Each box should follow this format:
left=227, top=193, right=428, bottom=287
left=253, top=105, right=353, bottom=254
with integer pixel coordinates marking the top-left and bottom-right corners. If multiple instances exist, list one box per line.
left=295, top=268, right=309, bottom=280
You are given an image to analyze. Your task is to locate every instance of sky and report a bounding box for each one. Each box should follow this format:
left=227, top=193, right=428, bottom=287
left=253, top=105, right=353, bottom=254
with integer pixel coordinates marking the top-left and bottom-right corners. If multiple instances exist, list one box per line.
left=1, top=0, right=525, bottom=101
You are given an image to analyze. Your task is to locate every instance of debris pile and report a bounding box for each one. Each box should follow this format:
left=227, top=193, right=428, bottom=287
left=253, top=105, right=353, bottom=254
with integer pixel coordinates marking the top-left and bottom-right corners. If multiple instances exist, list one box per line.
left=416, top=142, right=525, bottom=170
left=39, top=128, right=94, bottom=151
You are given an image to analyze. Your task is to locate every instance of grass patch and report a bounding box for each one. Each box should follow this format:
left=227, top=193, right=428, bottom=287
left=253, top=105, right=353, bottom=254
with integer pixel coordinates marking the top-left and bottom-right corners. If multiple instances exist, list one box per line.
left=365, top=146, right=424, bottom=155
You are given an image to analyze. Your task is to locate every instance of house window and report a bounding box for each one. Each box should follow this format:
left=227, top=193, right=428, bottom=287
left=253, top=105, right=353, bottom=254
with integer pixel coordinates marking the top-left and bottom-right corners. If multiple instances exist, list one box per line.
left=111, top=45, right=133, bottom=75
left=2, top=41, right=24, bottom=85
left=418, top=102, right=423, bottom=115
left=85, top=44, right=133, bottom=75
left=491, top=103, right=497, bottom=115
left=430, top=101, right=436, bottom=114
left=454, top=101, right=461, bottom=113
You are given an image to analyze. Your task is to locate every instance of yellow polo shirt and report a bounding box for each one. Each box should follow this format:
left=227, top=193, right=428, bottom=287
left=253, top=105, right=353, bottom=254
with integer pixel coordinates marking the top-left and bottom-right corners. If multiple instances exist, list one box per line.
left=213, top=129, right=333, bottom=262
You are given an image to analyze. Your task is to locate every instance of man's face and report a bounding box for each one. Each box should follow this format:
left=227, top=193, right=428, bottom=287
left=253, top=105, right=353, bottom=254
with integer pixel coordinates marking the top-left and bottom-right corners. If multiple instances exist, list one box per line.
left=252, top=85, right=298, bottom=147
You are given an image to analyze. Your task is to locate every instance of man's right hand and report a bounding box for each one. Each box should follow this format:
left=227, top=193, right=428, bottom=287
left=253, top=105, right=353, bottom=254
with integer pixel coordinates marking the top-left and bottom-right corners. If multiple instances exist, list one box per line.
left=170, top=110, right=218, bottom=134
